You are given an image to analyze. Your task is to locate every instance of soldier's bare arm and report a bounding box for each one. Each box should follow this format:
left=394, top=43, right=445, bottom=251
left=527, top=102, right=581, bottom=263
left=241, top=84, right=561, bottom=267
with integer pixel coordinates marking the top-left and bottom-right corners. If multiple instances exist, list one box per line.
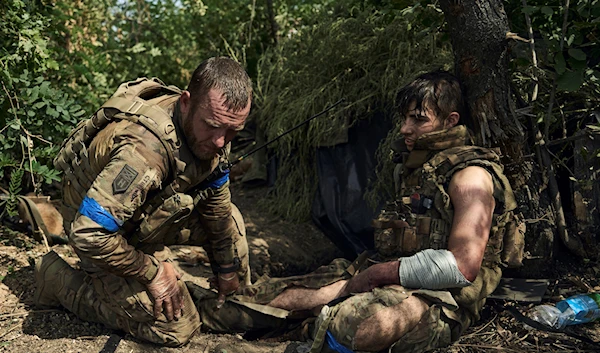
left=447, top=166, right=495, bottom=281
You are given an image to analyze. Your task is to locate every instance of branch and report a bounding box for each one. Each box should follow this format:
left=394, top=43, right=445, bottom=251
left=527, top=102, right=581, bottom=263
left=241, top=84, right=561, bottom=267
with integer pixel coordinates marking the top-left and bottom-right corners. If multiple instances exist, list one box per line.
left=545, top=0, right=570, bottom=139
left=520, top=0, right=538, bottom=102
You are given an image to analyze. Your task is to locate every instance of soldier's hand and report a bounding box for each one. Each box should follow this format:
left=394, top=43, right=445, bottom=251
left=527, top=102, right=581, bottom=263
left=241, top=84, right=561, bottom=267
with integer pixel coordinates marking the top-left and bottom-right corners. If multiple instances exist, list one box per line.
left=146, top=261, right=184, bottom=321
left=338, top=261, right=401, bottom=297
left=216, top=265, right=240, bottom=309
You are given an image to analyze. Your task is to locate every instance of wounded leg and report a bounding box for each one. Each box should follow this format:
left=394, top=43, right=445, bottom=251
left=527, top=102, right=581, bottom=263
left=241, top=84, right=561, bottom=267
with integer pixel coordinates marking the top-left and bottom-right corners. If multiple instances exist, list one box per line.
left=325, top=286, right=459, bottom=352
left=267, top=280, right=348, bottom=311
left=353, top=295, right=429, bottom=351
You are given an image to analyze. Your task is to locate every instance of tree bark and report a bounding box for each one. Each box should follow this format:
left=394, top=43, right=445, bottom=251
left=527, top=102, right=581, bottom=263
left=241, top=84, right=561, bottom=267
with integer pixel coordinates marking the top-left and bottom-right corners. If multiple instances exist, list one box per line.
left=439, top=0, right=523, bottom=151
left=438, top=0, right=569, bottom=273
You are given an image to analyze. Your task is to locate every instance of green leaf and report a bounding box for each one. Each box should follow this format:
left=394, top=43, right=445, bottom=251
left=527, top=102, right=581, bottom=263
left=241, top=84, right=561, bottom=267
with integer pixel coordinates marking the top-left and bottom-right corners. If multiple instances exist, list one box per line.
left=541, top=6, right=553, bottom=16
left=149, top=47, right=162, bottom=57
left=568, top=48, right=587, bottom=61
left=28, top=86, right=39, bottom=102
left=568, top=57, right=587, bottom=70
left=521, top=6, right=538, bottom=15
left=557, top=69, right=584, bottom=92
left=129, top=42, right=146, bottom=53
left=46, top=106, right=59, bottom=118
left=46, top=59, right=59, bottom=70
left=72, top=110, right=85, bottom=117
left=39, top=81, right=50, bottom=95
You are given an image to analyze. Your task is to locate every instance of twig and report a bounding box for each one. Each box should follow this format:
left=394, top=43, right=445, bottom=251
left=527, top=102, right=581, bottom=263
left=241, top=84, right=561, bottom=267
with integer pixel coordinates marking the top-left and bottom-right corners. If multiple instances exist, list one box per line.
left=521, top=0, right=538, bottom=102
left=546, top=148, right=575, bottom=178
left=0, top=309, right=62, bottom=319
left=546, top=133, right=588, bottom=146
left=545, top=0, right=570, bottom=140
left=25, top=133, right=36, bottom=189
left=524, top=212, right=554, bottom=224
left=20, top=125, right=53, bottom=145
left=38, top=227, right=51, bottom=253
left=462, top=314, right=498, bottom=338
left=0, top=322, right=21, bottom=339
left=453, top=343, right=522, bottom=352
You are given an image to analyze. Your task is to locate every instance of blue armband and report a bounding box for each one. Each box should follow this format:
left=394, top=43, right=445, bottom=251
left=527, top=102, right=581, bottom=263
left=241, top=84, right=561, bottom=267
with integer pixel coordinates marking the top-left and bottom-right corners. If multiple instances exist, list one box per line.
left=78, top=196, right=123, bottom=232
left=200, top=169, right=230, bottom=190
left=326, top=331, right=355, bottom=353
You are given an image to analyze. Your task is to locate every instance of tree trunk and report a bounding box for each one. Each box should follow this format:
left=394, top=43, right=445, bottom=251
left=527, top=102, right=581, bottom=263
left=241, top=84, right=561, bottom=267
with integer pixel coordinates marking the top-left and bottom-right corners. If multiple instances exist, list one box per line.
left=439, top=0, right=568, bottom=274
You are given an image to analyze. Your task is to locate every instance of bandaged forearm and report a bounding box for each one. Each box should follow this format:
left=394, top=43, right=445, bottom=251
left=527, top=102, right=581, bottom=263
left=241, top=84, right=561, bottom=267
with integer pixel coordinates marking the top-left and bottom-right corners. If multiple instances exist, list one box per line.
left=399, top=249, right=472, bottom=289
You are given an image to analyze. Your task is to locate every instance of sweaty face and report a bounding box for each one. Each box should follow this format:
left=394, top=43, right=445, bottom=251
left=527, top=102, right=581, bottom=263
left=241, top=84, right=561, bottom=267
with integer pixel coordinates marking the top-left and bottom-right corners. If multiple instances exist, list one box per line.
left=400, top=101, right=446, bottom=151
left=183, top=89, right=250, bottom=160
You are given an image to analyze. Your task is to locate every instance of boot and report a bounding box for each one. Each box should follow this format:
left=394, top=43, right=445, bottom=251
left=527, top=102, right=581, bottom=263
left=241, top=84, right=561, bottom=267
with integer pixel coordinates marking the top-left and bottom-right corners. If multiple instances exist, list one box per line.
left=33, top=250, right=75, bottom=308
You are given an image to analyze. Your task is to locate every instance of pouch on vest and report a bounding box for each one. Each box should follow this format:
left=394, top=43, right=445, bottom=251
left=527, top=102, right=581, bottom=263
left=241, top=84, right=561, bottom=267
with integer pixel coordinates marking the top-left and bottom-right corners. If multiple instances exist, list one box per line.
left=137, top=193, right=194, bottom=244
left=499, top=211, right=526, bottom=268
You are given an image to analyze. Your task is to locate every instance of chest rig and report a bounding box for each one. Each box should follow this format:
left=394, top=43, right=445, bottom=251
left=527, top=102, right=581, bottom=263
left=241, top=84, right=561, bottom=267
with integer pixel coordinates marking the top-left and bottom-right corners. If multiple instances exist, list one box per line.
left=373, top=126, right=524, bottom=268
left=54, top=78, right=229, bottom=242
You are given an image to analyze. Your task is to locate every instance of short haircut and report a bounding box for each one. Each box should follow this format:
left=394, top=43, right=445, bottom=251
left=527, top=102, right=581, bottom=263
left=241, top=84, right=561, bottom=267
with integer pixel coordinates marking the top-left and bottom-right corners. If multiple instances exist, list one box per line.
left=396, top=71, right=466, bottom=123
left=186, top=57, right=252, bottom=112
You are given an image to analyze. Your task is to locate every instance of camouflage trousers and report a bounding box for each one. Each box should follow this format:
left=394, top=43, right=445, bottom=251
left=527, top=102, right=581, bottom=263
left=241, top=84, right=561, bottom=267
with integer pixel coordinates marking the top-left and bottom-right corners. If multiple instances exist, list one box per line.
left=56, top=204, right=250, bottom=347
left=191, top=260, right=501, bottom=353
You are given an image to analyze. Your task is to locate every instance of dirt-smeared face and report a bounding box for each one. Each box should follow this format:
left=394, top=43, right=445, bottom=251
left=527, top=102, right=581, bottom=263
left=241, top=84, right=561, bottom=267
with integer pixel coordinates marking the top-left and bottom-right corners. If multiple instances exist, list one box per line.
left=400, top=101, right=447, bottom=151
left=182, top=88, right=250, bottom=160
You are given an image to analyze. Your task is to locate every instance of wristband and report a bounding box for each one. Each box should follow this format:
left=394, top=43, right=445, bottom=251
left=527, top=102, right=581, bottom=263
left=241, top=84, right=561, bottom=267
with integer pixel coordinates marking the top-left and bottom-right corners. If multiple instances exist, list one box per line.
left=216, top=257, right=240, bottom=274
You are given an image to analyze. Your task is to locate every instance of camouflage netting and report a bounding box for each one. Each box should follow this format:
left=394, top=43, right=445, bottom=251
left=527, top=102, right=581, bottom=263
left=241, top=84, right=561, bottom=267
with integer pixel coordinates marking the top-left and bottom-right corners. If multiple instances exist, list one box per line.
left=253, top=5, right=453, bottom=220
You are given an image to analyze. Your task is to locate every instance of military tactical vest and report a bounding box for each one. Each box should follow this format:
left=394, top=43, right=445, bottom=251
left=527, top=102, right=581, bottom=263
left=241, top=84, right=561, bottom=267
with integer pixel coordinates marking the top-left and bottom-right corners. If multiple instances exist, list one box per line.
left=54, top=78, right=228, bottom=243
left=373, top=126, right=525, bottom=268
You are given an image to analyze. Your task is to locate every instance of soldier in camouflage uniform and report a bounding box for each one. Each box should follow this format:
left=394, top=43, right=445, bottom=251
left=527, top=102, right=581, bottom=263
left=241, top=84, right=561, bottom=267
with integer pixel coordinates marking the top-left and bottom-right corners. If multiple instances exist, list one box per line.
left=191, top=71, right=523, bottom=353
left=33, top=57, right=253, bottom=347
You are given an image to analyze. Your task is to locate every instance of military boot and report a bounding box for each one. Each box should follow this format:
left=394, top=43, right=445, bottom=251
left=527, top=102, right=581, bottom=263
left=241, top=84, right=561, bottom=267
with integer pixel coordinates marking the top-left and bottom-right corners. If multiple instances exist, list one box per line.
left=33, top=250, right=78, bottom=308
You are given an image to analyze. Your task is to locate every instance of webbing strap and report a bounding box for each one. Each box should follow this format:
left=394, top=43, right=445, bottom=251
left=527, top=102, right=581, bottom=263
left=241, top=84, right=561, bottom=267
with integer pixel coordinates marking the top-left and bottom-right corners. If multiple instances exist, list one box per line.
left=230, top=299, right=291, bottom=319
left=17, top=196, right=50, bottom=242
left=101, top=96, right=179, bottom=176
left=343, top=250, right=374, bottom=277
left=310, top=305, right=341, bottom=353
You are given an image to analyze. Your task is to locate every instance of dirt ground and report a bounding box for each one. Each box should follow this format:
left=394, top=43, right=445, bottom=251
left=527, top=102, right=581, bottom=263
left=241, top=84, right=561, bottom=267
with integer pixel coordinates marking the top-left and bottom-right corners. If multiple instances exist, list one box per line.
left=1, top=183, right=600, bottom=352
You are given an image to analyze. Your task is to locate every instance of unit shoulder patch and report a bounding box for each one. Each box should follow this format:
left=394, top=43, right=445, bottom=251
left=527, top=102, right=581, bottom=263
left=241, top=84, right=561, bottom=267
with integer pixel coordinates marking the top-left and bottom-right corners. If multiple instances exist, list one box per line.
left=112, top=165, right=139, bottom=194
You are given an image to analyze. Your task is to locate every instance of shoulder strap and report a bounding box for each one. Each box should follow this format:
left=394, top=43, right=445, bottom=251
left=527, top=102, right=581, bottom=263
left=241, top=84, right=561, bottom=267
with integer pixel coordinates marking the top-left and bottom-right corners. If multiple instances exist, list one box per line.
left=99, top=77, right=183, bottom=177
left=424, top=146, right=516, bottom=213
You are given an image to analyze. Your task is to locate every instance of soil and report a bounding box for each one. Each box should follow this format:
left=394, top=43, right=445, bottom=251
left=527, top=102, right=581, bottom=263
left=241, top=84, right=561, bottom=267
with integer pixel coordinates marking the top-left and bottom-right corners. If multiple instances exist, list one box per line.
left=1, top=183, right=600, bottom=353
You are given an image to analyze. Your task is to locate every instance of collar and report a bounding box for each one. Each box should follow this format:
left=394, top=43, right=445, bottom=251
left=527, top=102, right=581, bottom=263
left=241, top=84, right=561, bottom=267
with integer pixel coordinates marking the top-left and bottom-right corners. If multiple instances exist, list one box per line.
left=392, top=125, right=473, bottom=170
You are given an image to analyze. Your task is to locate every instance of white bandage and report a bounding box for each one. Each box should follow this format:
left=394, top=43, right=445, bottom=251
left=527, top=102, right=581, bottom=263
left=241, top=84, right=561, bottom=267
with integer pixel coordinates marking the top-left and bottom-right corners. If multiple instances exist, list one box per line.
left=399, top=249, right=472, bottom=289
